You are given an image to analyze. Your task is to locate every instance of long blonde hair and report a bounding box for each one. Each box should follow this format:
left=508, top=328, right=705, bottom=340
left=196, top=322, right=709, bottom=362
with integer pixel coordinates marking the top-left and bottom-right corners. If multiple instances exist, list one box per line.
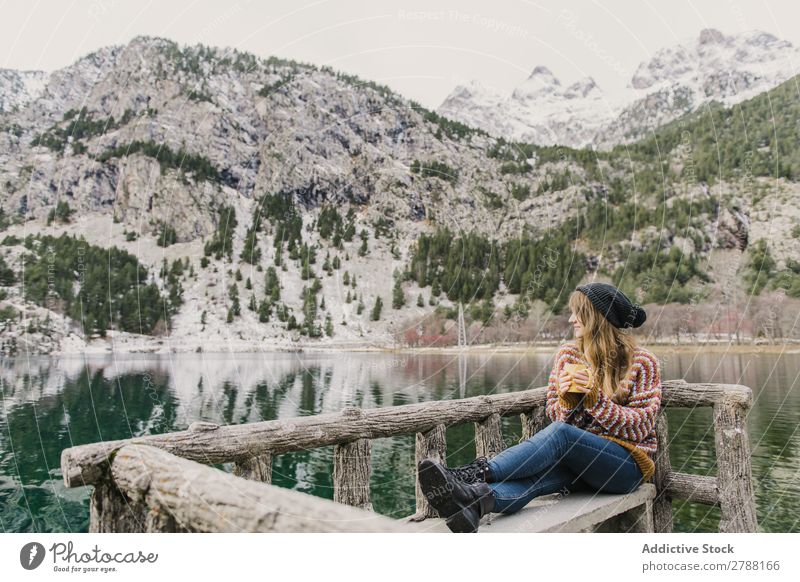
left=568, top=290, right=637, bottom=401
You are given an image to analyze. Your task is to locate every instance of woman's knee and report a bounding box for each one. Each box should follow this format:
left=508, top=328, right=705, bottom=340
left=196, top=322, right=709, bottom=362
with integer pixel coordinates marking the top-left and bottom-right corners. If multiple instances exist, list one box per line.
left=546, top=421, right=581, bottom=439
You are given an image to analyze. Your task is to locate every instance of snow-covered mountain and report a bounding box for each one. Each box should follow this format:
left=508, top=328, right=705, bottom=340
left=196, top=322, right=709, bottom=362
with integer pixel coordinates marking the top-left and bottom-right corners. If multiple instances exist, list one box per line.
left=438, top=28, right=800, bottom=148
left=441, top=67, right=612, bottom=148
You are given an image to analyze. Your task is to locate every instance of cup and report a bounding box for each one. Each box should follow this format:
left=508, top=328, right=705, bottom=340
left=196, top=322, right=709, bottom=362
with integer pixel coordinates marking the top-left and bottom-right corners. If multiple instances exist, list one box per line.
left=564, top=362, right=591, bottom=393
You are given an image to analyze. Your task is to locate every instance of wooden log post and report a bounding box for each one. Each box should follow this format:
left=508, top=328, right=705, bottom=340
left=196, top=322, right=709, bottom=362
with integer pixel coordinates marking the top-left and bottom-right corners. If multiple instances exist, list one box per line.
left=475, top=413, right=505, bottom=459
left=410, top=424, right=447, bottom=521
left=521, top=406, right=547, bottom=440
left=89, top=480, right=147, bottom=533
left=665, top=473, right=719, bottom=506
left=233, top=453, right=273, bottom=484
left=333, top=438, right=373, bottom=510
left=652, top=411, right=673, bottom=533
left=332, top=405, right=373, bottom=511
left=713, top=396, right=758, bottom=532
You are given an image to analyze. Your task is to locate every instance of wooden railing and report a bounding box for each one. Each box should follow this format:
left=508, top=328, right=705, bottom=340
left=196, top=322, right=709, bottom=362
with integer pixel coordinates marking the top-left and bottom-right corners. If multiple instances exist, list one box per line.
left=60, top=379, right=758, bottom=533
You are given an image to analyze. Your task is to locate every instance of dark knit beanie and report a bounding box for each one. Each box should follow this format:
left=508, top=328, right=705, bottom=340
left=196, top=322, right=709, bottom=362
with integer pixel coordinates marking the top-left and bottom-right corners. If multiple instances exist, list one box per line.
left=575, top=283, right=646, bottom=329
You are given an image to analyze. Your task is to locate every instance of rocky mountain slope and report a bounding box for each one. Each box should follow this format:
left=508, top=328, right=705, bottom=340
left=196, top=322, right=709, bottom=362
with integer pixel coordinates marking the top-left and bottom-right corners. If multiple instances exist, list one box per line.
left=0, top=69, right=49, bottom=114
left=0, top=36, right=584, bottom=242
left=438, top=28, right=800, bottom=148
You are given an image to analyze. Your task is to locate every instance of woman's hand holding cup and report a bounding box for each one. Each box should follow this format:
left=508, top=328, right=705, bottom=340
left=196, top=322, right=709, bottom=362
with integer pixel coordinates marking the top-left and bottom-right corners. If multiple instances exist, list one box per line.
left=568, top=370, right=593, bottom=393
left=557, top=370, right=573, bottom=396
left=561, top=363, right=594, bottom=394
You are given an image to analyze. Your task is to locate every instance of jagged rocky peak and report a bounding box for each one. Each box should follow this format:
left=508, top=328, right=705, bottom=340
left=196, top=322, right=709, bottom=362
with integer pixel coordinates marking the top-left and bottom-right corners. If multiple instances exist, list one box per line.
left=450, top=79, right=503, bottom=101
left=527, top=65, right=561, bottom=85
left=126, top=34, right=179, bottom=51
left=564, top=76, right=601, bottom=99
left=698, top=28, right=727, bottom=45
left=742, top=30, right=791, bottom=49
left=512, top=65, right=562, bottom=100
left=111, top=36, right=170, bottom=68
left=630, top=27, right=797, bottom=91
left=630, top=45, right=692, bottom=90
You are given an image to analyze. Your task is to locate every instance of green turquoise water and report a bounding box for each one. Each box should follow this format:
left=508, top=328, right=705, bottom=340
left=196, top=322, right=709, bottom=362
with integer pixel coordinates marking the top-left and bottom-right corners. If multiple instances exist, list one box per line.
left=1, top=349, right=797, bottom=532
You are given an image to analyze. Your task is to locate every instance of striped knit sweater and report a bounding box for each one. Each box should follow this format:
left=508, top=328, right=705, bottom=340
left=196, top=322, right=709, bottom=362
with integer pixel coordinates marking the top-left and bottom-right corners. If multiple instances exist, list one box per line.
left=545, top=342, right=662, bottom=482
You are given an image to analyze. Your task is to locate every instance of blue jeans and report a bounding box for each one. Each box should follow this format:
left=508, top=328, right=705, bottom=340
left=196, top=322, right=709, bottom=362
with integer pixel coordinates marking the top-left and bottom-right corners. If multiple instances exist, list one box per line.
left=487, top=421, right=644, bottom=514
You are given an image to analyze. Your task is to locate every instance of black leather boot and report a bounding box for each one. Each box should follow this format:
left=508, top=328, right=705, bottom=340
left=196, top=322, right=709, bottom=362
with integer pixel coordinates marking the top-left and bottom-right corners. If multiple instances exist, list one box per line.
left=445, top=456, right=494, bottom=484
left=418, top=459, right=496, bottom=533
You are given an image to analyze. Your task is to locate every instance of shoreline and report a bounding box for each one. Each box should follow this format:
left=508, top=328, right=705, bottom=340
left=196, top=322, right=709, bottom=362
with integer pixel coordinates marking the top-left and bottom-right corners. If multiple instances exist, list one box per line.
left=34, top=338, right=800, bottom=357
left=359, top=342, right=800, bottom=355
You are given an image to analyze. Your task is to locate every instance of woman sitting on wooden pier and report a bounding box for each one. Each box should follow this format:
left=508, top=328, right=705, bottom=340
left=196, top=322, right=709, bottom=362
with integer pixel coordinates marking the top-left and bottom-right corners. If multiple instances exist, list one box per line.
left=419, top=282, right=662, bottom=533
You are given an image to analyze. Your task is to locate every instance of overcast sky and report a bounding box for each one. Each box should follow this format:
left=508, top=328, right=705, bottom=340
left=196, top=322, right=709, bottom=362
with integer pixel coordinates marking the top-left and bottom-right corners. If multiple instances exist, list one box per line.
left=1, top=0, right=798, bottom=108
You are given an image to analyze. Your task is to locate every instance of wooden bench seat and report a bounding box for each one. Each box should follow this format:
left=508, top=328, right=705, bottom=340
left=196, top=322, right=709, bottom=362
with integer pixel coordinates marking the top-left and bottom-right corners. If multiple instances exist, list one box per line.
left=405, top=483, right=656, bottom=533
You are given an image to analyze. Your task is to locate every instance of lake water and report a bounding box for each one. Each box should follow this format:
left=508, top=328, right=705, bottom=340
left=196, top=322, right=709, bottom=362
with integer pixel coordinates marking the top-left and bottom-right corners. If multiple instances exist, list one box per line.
left=1, top=348, right=798, bottom=533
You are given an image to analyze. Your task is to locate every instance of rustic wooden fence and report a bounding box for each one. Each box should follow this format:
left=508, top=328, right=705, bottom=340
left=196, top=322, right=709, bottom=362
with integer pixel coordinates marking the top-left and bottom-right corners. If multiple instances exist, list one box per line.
left=60, top=379, right=758, bottom=533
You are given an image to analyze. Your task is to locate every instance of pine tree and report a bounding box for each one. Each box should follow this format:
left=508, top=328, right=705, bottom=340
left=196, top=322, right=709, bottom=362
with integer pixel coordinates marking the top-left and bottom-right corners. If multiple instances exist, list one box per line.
left=229, top=284, right=240, bottom=316
left=258, top=299, right=271, bottom=322
left=417, top=294, right=424, bottom=307
left=370, top=296, right=383, bottom=321
left=241, top=225, right=261, bottom=264
left=301, top=286, right=320, bottom=337
left=357, top=294, right=365, bottom=315
left=392, top=276, right=405, bottom=309
left=325, top=314, right=334, bottom=337
left=301, top=256, right=312, bottom=280
left=265, top=266, right=281, bottom=302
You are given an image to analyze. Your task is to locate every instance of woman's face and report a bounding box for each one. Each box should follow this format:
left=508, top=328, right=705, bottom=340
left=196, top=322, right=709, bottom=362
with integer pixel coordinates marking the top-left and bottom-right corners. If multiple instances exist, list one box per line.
left=568, top=310, right=584, bottom=338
